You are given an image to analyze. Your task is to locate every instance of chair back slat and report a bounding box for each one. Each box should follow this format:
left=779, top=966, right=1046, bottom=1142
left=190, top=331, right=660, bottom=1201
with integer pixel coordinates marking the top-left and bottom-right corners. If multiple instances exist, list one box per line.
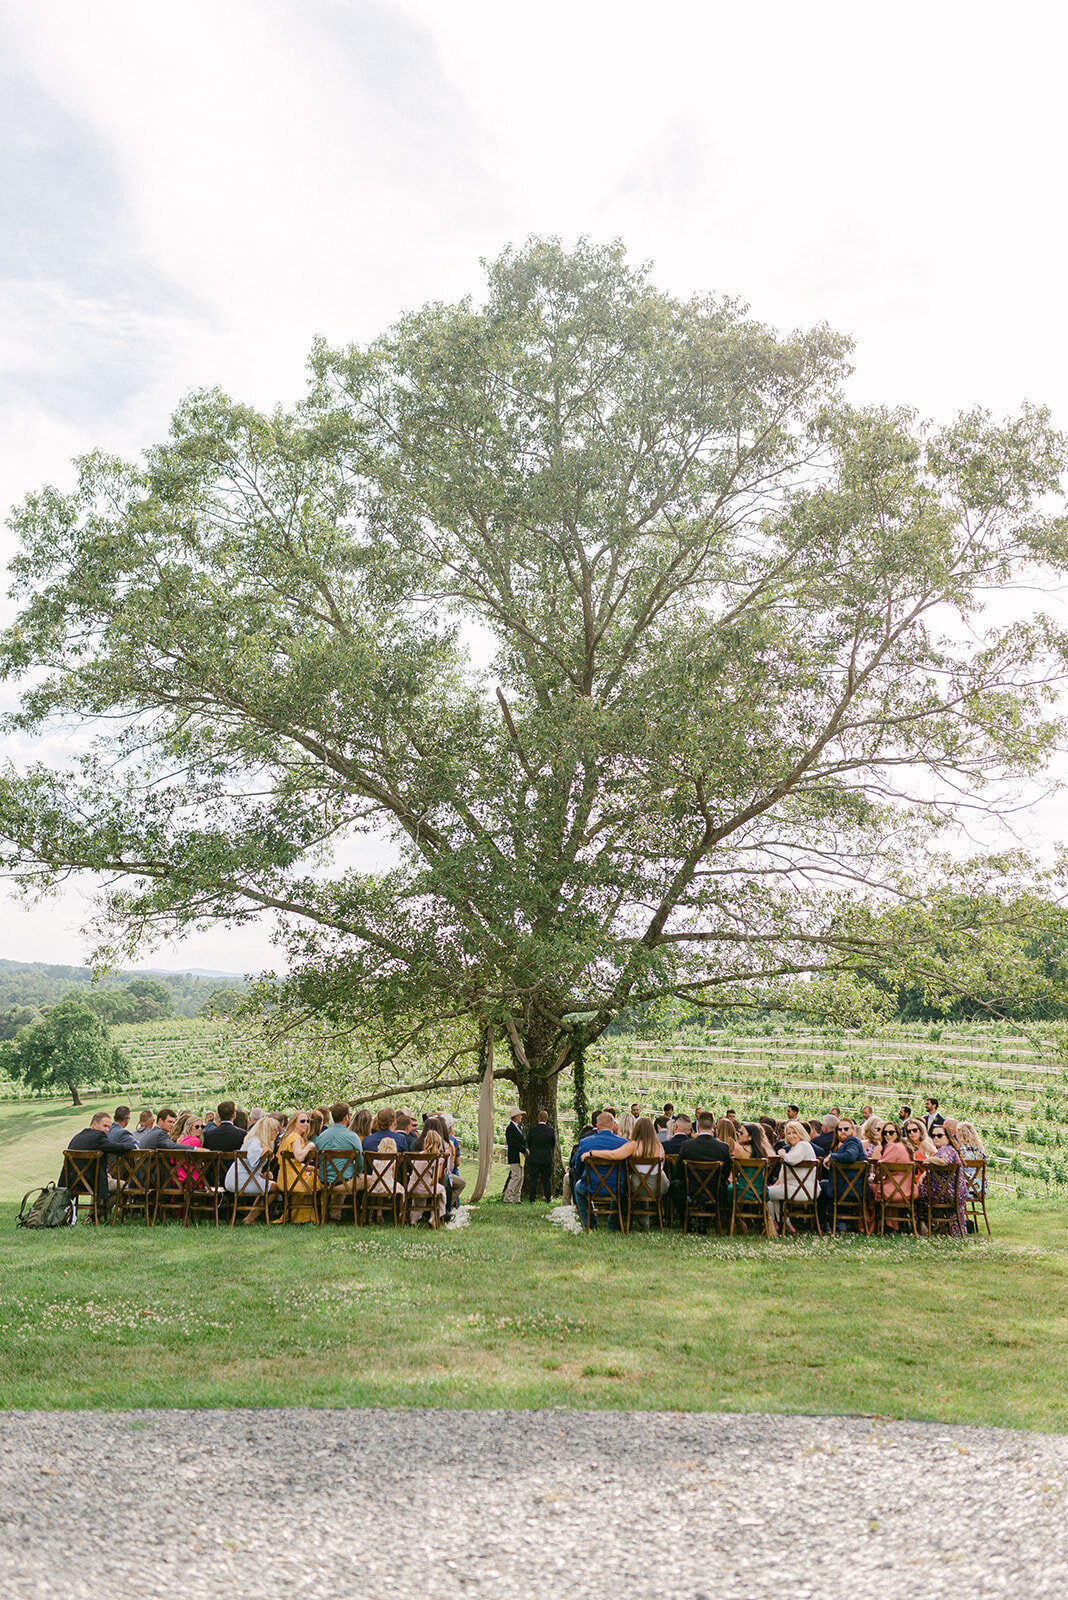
left=779, top=1159, right=821, bottom=1236
left=871, top=1161, right=916, bottom=1235
left=582, top=1154, right=625, bottom=1231
left=626, top=1159, right=666, bottom=1232
left=111, top=1149, right=158, bottom=1226
left=679, top=1159, right=725, bottom=1235
left=730, top=1158, right=771, bottom=1236
left=363, top=1150, right=403, bottom=1224
left=61, top=1150, right=106, bottom=1224
left=829, top=1161, right=868, bottom=1233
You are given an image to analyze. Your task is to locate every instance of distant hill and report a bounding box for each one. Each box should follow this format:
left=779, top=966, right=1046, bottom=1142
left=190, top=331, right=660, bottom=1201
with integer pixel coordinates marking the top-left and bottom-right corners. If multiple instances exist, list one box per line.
left=0, top=958, right=250, bottom=1022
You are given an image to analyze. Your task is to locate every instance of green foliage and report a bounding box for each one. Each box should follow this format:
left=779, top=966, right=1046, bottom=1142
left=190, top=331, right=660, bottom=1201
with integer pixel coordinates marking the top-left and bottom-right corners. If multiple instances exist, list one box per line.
left=197, top=985, right=247, bottom=1018
left=0, top=958, right=242, bottom=1019
left=1, top=239, right=1067, bottom=1109
left=0, top=996, right=129, bottom=1104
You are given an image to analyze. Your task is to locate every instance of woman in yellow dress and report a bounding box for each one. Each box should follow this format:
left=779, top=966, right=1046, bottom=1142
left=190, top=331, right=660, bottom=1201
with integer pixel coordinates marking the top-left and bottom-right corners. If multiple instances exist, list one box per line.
left=276, top=1111, right=319, bottom=1224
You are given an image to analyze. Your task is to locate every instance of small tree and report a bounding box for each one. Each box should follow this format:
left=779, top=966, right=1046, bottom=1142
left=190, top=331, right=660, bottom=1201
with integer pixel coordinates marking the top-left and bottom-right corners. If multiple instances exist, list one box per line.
left=1, top=995, right=128, bottom=1105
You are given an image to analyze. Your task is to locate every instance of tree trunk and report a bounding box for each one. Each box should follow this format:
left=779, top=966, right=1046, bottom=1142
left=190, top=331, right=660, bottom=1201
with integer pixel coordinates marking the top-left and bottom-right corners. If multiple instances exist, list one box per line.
left=70, top=1084, right=82, bottom=1106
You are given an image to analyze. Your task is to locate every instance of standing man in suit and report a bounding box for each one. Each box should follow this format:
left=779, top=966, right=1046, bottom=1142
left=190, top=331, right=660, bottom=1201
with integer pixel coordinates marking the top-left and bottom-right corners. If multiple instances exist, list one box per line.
left=924, top=1097, right=945, bottom=1133
left=526, top=1111, right=555, bottom=1202
left=502, top=1109, right=527, bottom=1202
left=203, top=1101, right=244, bottom=1152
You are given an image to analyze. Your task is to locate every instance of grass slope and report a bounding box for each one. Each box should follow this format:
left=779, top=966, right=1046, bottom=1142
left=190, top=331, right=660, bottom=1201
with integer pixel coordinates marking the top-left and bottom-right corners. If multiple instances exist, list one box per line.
left=1, top=1198, right=1065, bottom=1429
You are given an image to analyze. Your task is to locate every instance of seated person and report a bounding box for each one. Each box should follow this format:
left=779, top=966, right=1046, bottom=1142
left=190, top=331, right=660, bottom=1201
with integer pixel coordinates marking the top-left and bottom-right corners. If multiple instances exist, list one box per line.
left=407, top=1128, right=448, bottom=1224
left=573, top=1112, right=628, bottom=1229
left=136, top=1108, right=180, bottom=1149
left=766, top=1120, right=817, bottom=1232
left=660, top=1114, right=694, bottom=1156
left=226, top=1115, right=281, bottom=1224
left=276, top=1112, right=319, bottom=1223
left=672, top=1113, right=731, bottom=1226
left=565, top=1125, right=595, bottom=1202
left=816, top=1115, right=866, bottom=1230
left=61, top=1111, right=114, bottom=1212
left=203, top=1101, right=245, bottom=1152
left=314, top=1102, right=364, bottom=1220
left=106, top=1106, right=138, bottom=1151
left=363, top=1108, right=400, bottom=1152
left=810, top=1115, right=839, bottom=1158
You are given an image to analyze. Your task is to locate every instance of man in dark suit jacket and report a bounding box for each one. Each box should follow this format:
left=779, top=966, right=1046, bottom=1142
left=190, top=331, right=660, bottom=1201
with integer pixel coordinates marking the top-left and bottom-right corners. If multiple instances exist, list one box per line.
left=203, top=1101, right=244, bottom=1151
left=671, top=1115, right=731, bottom=1227
left=661, top=1115, right=694, bottom=1157
left=61, top=1111, right=113, bottom=1208
left=809, top=1115, right=838, bottom=1158
left=526, top=1111, right=556, bottom=1202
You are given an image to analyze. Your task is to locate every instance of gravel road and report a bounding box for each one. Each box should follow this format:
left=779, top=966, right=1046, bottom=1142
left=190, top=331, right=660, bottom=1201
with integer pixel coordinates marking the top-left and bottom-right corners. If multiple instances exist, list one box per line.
left=1, top=1409, right=1065, bottom=1599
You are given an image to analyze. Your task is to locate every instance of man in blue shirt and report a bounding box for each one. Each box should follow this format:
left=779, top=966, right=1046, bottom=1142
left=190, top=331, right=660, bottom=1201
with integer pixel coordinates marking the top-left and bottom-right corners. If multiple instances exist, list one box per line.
left=573, top=1111, right=628, bottom=1229
left=315, top=1101, right=364, bottom=1221
left=817, top=1115, right=866, bottom=1231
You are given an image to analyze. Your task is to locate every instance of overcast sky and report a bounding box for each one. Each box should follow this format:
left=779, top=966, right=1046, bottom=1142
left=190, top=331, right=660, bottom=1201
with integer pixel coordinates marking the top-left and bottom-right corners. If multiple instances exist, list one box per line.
left=1, top=0, right=1066, bottom=974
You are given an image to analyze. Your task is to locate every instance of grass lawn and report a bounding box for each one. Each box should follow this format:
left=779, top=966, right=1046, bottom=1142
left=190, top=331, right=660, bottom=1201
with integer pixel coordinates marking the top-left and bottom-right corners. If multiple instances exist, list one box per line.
left=3, top=1093, right=1066, bottom=1428
left=1, top=1191, right=1066, bottom=1429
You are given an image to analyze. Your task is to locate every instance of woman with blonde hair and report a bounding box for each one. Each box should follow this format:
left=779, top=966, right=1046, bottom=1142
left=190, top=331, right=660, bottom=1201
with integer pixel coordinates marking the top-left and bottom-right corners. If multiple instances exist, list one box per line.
left=766, top=1120, right=817, bottom=1233
left=407, top=1128, right=448, bottom=1225
left=171, top=1110, right=207, bottom=1189
left=225, top=1114, right=280, bottom=1224
left=860, top=1115, right=883, bottom=1155
left=276, top=1111, right=319, bottom=1223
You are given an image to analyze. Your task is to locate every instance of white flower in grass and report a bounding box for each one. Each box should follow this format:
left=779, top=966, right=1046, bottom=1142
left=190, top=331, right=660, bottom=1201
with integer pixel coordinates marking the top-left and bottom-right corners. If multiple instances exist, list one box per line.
left=547, top=1204, right=583, bottom=1235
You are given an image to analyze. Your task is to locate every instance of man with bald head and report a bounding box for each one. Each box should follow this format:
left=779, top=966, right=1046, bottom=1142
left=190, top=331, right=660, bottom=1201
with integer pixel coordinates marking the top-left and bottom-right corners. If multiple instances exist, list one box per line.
left=572, top=1110, right=627, bottom=1229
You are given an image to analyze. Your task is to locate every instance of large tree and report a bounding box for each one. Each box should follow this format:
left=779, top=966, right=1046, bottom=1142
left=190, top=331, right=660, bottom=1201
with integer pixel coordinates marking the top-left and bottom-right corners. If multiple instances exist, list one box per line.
left=1, top=995, right=128, bottom=1105
left=1, top=239, right=1067, bottom=1126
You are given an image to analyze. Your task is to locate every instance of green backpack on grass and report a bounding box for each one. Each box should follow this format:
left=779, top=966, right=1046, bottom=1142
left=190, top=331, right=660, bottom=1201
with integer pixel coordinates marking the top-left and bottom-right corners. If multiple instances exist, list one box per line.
left=17, top=1183, right=74, bottom=1228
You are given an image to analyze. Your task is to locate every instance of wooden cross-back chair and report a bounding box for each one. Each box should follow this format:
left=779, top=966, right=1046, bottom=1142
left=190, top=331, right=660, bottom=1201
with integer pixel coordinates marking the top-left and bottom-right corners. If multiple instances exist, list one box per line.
left=626, top=1160, right=667, bottom=1232
left=152, top=1150, right=190, bottom=1224
left=961, top=1158, right=990, bottom=1236
left=580, top=1155, right=626, bottom=1231
left=61, top=1149, right=106, bottom=1225
left=680, top=1159, right=725, bottom=1235
left=318, top=1150, right=362, bottom=1225
left=870, top=1162, right=917, bottom=1236
left=362, top=1150, right=404, bottom=1225
left=829, top=1162, right=869, bottom=1234
left=186, top=1151, right=235, bottom=1226
left=403, top=1152, right=447, bottom=1228
left=110, top=1148, right=158, bottom=1226
left=778, top=1159, right=822, bottom=1236
left=730, top=1158, right=772, bottom=1237
left=227, top=1150, right=274, bottom=1226
left=275, top=1151, right=319, bottom=1225
left=923, top=1161, right=966, bottom=1236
